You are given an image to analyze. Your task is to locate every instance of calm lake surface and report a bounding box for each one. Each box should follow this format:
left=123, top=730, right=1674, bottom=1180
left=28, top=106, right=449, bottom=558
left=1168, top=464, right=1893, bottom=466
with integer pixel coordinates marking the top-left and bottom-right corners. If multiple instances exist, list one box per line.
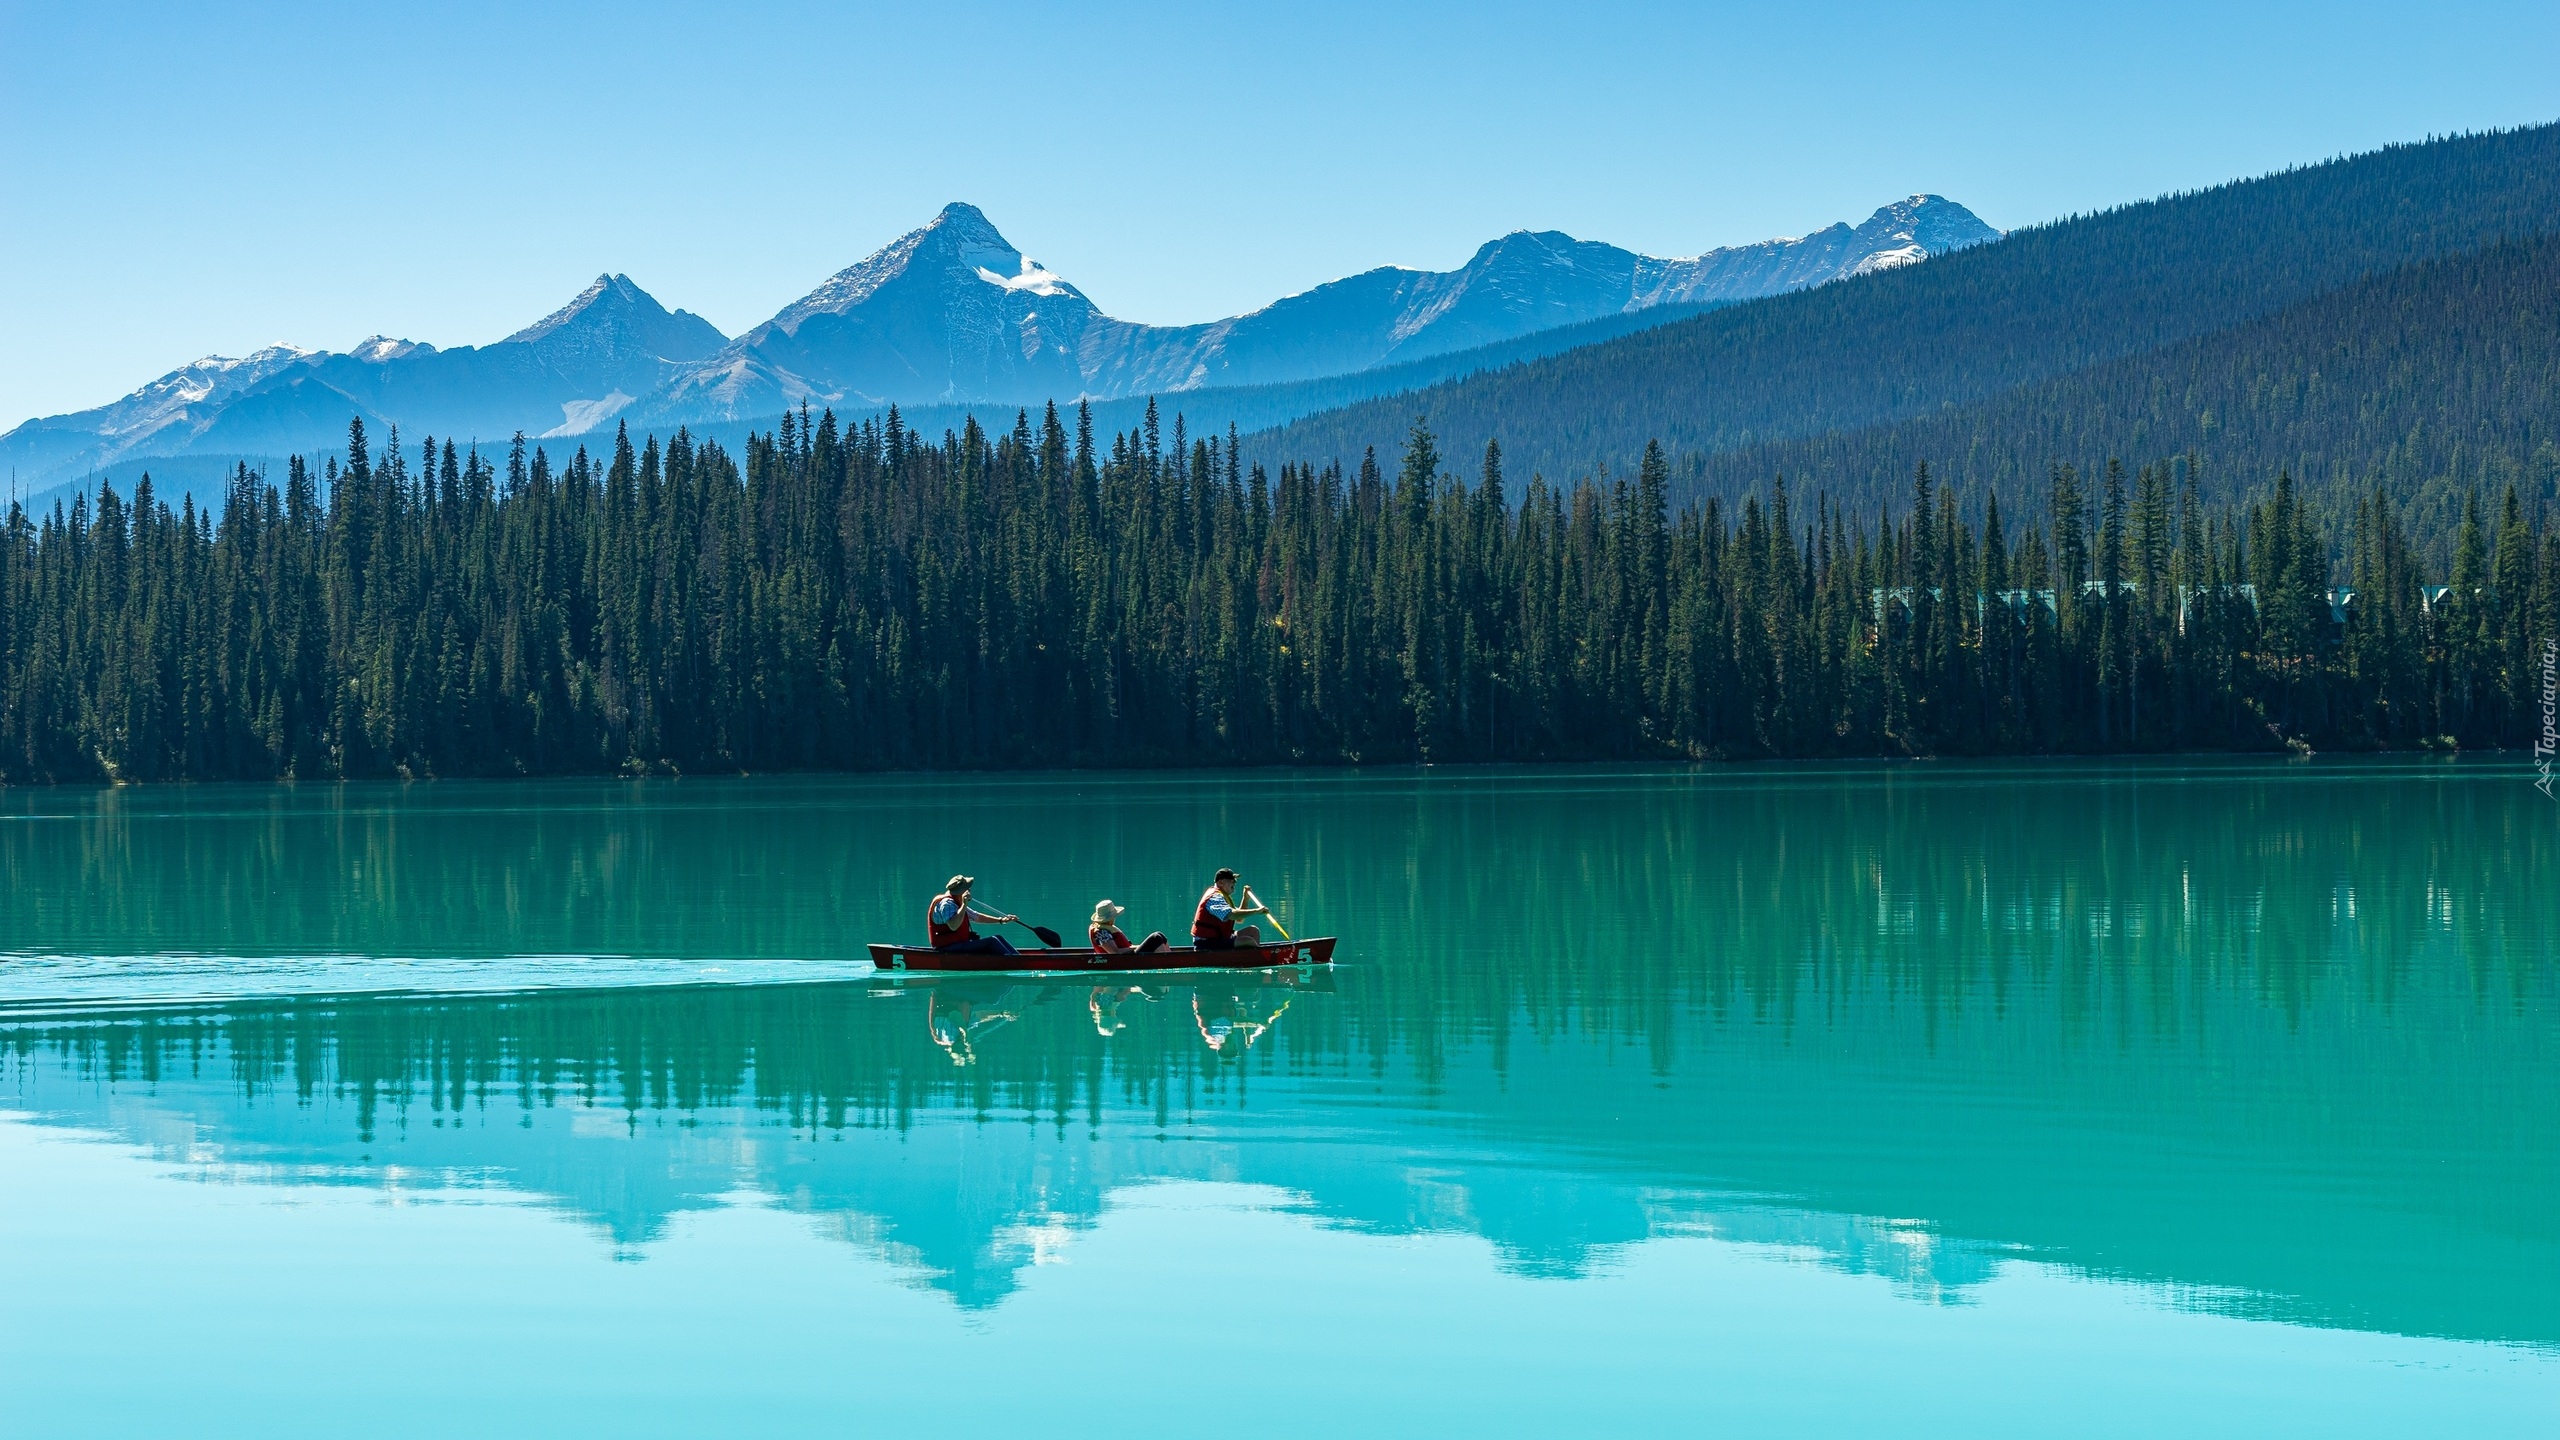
left=3, top=761, right=2554, bottom=1436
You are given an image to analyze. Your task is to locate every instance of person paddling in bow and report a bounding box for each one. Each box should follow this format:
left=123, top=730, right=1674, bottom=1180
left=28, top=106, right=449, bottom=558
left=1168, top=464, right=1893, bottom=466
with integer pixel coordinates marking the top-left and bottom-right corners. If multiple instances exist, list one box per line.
left=1191, top=868, right=1270, bottom=950
left=928, top=875, right=1021, bottom=957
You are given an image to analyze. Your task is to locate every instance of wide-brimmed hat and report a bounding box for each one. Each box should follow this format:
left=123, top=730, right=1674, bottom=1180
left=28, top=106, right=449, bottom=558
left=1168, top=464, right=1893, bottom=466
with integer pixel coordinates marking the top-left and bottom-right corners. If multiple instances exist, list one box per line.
left=1091, top=899, right=1125, bottom=925
left=946, top=874, right=974, bottom=892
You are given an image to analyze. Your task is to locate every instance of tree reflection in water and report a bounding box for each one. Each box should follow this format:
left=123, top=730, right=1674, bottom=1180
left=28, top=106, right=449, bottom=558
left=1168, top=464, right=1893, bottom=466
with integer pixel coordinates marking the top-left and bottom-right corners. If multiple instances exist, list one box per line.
left=0, top=759, right=2552, bottom=1340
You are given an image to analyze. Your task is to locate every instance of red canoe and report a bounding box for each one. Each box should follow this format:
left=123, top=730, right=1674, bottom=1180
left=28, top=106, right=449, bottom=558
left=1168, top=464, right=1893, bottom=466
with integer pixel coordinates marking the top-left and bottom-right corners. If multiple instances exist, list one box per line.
left=867, top=937, right=1337, bottom=974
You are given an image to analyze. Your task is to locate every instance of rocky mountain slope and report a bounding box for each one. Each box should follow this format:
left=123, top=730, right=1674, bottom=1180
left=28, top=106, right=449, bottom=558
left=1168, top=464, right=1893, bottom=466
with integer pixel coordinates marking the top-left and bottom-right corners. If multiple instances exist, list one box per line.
left=643, top=196, right=1997, bottom=421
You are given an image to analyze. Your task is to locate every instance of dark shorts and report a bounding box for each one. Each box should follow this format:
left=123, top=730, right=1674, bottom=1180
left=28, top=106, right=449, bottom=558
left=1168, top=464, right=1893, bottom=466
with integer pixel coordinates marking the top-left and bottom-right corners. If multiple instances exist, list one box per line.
left=934, top=934, right=1019, bottom=956
left=1192, top=931, right=1250, bottom=951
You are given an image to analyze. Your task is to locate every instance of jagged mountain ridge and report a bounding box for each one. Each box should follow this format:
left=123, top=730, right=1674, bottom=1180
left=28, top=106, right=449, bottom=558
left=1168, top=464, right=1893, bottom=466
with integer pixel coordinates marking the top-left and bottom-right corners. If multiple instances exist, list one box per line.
left=296, top=274, right=727, bottom=444
left=642, top=196, right=1999, bottom=422
left=2, top=195, right=1996, bottom=485
left=1098, top=194, right=1989, bottom=394
left=2, top=274, right=726, bottom=481
left=0, top=344, right=323, bottom=480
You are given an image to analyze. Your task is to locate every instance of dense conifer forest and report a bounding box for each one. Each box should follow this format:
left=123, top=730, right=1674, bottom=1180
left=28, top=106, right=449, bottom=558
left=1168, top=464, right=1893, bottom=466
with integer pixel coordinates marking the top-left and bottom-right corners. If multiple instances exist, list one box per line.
left=0, top=403, right=2551, bottom=783
left=1687, top=234, right=2560, bottom=547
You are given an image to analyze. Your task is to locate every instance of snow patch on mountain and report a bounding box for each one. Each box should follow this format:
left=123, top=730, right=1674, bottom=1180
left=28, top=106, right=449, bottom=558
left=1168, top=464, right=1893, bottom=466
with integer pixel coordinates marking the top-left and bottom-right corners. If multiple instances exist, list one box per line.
left=1846, top=244, right=1929, bottom=275
left=546, top=392, right=637, bottom=437
left=977, top=258, right=1071, bottom=296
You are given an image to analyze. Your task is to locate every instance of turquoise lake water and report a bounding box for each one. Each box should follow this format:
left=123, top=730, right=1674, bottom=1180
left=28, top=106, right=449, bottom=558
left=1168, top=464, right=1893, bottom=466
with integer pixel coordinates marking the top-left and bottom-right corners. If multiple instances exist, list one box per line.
left=2, top=760, right=2554, bottom=1435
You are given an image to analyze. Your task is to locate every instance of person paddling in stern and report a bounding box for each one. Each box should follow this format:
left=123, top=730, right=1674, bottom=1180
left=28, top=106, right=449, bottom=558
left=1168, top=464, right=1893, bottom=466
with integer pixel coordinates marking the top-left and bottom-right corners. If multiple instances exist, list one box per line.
left=1191, top=868, right=1270, bottom=950
left=929, top=875, right=1020, bottom=957
left=1090, top=900, right=1169, bottom=955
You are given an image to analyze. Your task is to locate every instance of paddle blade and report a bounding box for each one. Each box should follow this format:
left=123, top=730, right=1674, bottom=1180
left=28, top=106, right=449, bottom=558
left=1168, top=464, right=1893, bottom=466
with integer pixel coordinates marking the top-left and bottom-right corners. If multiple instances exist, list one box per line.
left=1032, top=924, right=1064, bottom=948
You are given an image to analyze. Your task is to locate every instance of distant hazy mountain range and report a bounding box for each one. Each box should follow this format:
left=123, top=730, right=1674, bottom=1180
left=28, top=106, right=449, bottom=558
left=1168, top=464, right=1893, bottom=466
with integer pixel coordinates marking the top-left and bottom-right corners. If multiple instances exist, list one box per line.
left=1242, top=122, right=2560, bottom=524
left=1, top=196, right=1997, bottom=487
left=0, top=275, right=729, bottom=485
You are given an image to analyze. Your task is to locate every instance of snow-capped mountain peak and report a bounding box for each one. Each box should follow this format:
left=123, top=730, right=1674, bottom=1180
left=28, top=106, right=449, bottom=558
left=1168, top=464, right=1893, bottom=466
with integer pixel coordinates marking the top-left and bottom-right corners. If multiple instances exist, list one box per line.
left=121, top=344, right=315, bottom=403
left=758, top=202, right=1089, bottom=340
left=221, top=342, right=319, bottom=370
left=348, top=336, right=434, bottom=364
left=643, top=202, right=1103, bottom=420
left=99, top=344, right=320, bottom=432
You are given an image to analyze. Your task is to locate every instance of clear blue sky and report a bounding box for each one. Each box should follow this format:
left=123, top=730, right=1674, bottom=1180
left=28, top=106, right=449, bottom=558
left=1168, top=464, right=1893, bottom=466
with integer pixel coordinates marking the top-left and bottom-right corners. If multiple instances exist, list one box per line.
left=4, top=0, right=2556, bottom=426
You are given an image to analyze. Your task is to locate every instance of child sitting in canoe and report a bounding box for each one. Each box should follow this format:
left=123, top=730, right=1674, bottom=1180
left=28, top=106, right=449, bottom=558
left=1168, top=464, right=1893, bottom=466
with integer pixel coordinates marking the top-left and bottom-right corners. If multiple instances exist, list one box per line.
left=1090, top=900, right=1169, bottom=954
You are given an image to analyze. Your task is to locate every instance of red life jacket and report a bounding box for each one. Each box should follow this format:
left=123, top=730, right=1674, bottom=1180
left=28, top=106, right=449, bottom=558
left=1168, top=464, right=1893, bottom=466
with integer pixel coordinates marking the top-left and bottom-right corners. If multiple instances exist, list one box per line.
left=1192, top=887, right=1235, bottom=942
left=1091, top=924, right=1131, bottom=952
left=929, top=894, right=976, bottom=948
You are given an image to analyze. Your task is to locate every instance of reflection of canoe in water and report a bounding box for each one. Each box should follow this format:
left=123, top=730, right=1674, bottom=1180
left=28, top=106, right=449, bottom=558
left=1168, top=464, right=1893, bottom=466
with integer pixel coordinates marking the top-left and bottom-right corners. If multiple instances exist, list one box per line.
left=866, top=937, right=1336, bottom=975
left=863, top=969, right=1336, bottom=1004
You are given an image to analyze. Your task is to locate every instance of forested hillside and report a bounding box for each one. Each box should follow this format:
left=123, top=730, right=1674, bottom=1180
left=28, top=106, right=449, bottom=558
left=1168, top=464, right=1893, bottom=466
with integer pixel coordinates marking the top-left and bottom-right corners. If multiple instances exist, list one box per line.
left=4, top=302, right=1730, bottom=530
left=1244, top=124, right=2560, bottom=498
left=1, top=410, right=2550, bottom=784
left=867, top=300, right=1724, bottom=464
left=1687, top=235, right=2560, bottom=551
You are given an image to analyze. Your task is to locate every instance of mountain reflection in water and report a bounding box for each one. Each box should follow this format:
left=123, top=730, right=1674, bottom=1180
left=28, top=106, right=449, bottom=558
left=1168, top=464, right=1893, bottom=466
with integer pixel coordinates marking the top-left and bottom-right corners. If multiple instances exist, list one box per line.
left=1, top=760, right=2553, bottom=1351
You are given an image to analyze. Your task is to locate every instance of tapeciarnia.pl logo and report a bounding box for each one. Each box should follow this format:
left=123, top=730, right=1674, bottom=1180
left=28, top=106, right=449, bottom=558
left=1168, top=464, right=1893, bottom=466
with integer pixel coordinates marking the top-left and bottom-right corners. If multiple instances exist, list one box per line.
left=2537, top=637, right=2557, bottom=800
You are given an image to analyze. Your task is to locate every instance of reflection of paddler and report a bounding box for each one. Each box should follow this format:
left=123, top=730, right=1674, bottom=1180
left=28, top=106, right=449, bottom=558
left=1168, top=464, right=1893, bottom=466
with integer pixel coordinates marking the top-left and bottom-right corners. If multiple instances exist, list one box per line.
left=1192, top=988, right=1294, bottom=1055
left=1088, top=984, right=1161, bottom=1036
left=926, top=988, right=1018, bottom=1066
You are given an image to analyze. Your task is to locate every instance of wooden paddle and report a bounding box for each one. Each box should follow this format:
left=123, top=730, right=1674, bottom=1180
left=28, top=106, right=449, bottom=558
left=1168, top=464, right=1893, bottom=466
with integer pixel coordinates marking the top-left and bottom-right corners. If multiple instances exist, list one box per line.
left=1242, top=882, right=1292, bottom=943
left=970, top=894, right=1062, bottom=948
